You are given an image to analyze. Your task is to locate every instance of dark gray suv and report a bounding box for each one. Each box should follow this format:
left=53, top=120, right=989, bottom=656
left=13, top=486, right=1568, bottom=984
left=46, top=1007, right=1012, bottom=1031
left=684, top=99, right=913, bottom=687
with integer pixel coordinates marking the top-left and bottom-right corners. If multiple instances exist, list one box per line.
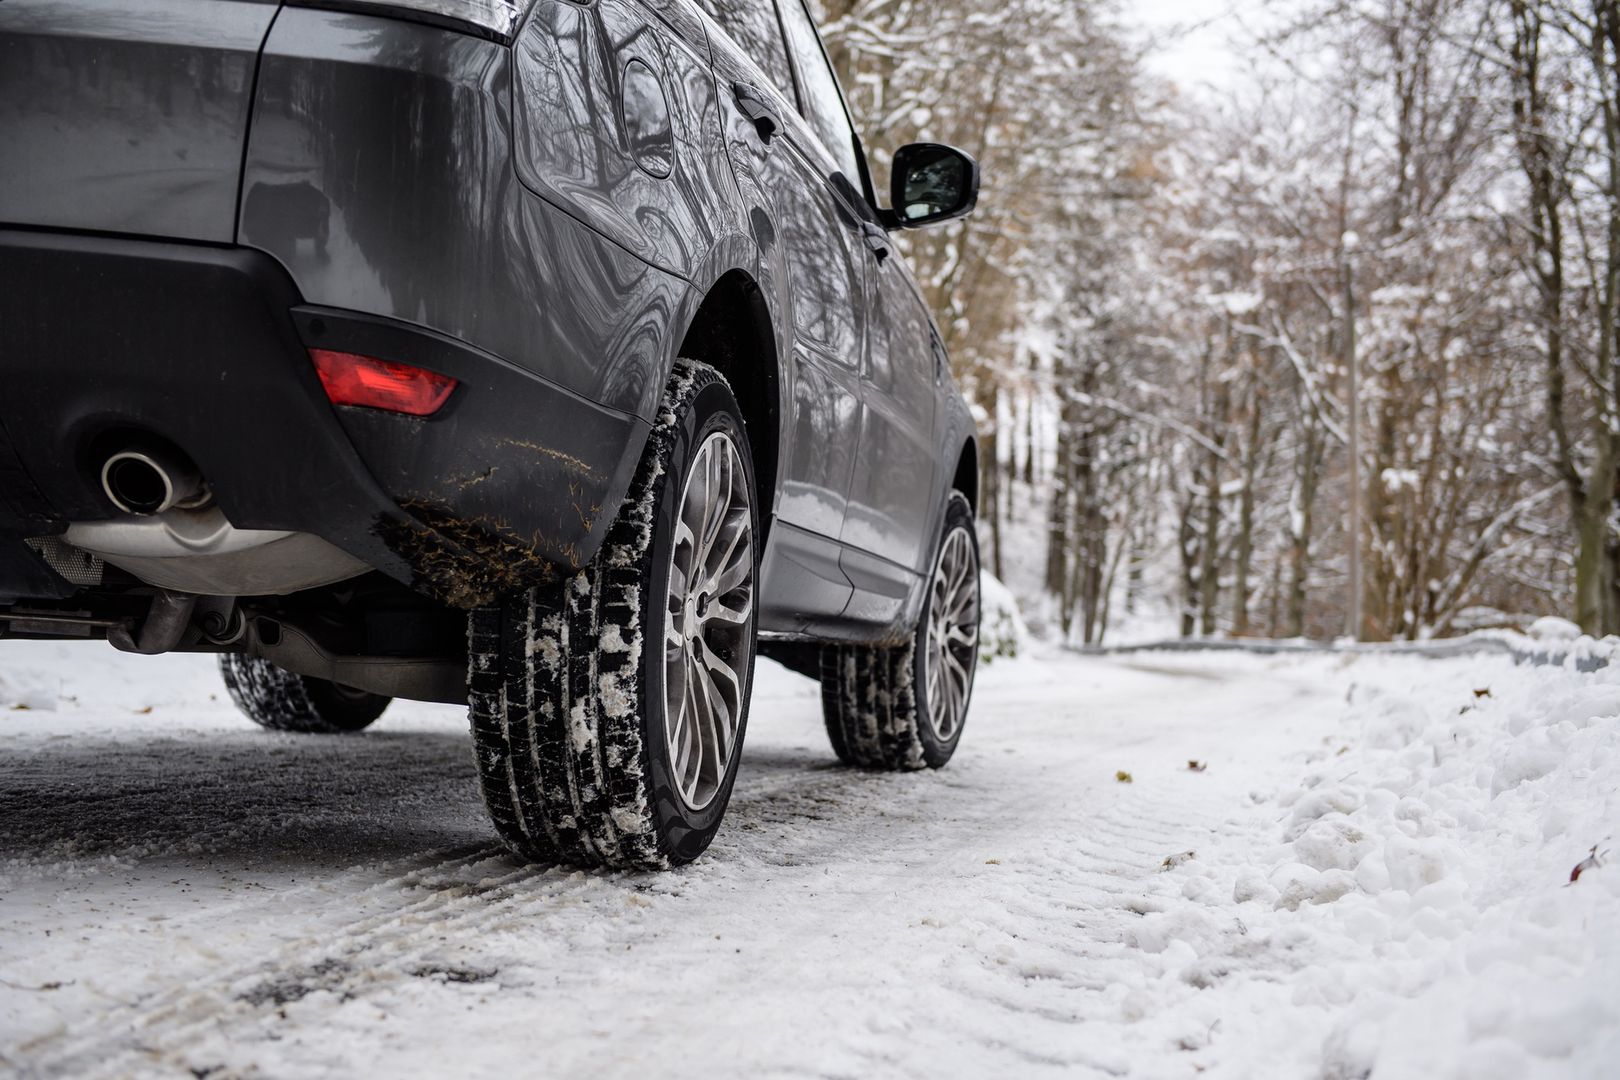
left=0, top=0, right=982, bottom=867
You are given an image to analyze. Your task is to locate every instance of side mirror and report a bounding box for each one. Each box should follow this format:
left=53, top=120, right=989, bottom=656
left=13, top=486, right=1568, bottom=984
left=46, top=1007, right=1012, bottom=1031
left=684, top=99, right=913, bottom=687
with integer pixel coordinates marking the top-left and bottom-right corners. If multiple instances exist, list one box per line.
left=886, top=143, right=979, bottom=229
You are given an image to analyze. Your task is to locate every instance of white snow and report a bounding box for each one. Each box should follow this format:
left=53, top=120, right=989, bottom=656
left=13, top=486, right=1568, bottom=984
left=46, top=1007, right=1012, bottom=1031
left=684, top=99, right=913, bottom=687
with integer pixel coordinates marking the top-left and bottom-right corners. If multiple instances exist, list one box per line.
left=977, top=570, right=1031, bottom=662
left=2, top=641, right=1617, bottom=1077
left=1531, top=616, right=1584, bottom=643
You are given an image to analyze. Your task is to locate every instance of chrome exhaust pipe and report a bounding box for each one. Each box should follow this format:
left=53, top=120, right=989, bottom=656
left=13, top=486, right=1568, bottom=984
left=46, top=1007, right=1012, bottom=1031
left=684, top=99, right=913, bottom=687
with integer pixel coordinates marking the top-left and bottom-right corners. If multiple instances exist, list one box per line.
left=100, top=446, right=206, bottom=516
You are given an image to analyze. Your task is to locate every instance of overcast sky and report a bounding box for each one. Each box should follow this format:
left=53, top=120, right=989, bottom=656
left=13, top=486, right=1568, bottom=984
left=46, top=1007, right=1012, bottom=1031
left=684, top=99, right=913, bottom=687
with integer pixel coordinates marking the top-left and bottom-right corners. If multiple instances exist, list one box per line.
left=1128, top=0, right=1279, bottom=96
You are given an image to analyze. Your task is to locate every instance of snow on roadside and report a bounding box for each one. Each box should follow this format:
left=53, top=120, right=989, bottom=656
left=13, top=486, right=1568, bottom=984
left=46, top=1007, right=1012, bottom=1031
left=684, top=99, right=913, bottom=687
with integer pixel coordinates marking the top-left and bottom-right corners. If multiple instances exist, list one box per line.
left=978, top=570, right=1032, bottom=663
left=1138, top=652, right=1620, bottom=1079
left=3, top=639, right=1618, bottom=1078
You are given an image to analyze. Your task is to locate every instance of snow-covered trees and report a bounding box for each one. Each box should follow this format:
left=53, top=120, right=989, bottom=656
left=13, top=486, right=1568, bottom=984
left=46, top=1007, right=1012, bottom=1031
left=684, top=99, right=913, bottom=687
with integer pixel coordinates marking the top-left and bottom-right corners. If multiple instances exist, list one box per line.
left=1500, top=0, right=1620, bottom=633
left=814, top=0, right=1614, bottom=642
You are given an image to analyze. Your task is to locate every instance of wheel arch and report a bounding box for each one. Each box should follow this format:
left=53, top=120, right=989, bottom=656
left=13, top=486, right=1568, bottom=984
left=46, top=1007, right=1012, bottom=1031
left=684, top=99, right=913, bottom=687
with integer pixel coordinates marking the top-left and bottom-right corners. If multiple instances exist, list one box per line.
left=951, top=436, right=980, bottom=514
left=676, top=267, right=783, bottom=541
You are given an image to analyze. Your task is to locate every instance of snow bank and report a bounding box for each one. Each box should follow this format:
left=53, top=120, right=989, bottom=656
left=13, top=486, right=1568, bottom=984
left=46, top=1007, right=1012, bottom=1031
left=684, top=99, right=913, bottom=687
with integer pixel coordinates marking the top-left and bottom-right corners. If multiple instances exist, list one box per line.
left=1150, top=654, right=1620, bottom=1078
left=0, top=665, right=57, bottom=711
left=977, top=571, right=1031, bottom=664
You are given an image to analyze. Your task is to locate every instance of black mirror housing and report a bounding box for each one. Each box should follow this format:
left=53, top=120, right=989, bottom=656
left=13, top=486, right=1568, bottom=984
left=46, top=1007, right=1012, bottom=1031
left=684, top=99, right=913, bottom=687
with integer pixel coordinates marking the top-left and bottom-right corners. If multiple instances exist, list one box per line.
left=885, top=143, right=980, bottom=230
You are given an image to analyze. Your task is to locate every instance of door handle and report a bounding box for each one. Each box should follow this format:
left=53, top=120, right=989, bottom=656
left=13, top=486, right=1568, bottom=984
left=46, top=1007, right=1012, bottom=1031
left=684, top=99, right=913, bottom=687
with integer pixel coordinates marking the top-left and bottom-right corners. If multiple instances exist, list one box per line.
left=732, top=82, right=780, bottom=145
left=861, top=220, right=890, bottom=262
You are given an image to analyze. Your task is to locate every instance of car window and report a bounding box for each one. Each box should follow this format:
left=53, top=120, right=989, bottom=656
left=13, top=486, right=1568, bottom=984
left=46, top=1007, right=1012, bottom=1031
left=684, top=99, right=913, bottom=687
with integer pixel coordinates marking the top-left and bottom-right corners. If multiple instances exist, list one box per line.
left=776, top=185, right=862, bottom=360
left=692, top=0, right=794, bottom=100
left=774, top=0, right=863, bottom=185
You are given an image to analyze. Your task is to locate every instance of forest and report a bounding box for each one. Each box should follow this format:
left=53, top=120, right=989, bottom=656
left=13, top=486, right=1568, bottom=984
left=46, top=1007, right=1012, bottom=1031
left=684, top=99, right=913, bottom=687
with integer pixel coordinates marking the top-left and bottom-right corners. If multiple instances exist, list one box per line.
left=811, top=0, right=1620, bottom=643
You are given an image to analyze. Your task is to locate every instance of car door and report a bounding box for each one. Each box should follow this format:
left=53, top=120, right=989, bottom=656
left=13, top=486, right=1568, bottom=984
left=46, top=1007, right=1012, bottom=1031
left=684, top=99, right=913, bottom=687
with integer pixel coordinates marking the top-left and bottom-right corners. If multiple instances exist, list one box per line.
left=772, top=0, right=937, bottom=621
left=844, top=258, right=939, bottom=574
left=697, top=0, right=869, bottom=628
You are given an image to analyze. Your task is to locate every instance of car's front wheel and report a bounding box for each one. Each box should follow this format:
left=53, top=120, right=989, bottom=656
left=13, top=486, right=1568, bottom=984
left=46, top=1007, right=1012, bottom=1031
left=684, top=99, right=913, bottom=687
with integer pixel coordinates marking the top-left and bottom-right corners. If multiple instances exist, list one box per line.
left=468, top=361, right=758, bottom=869
left=821, top=490, right=980, bottom=770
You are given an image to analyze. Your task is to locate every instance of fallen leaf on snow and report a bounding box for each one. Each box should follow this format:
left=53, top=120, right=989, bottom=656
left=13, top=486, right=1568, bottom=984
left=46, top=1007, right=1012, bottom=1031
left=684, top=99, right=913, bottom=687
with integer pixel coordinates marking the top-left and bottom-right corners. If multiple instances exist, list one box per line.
left=0, top=977, right=71, bottom=991
left=1570, top=845, right=1606, bottom=883
left=1473, top=687, right=1492, bottom=699
left=1116, top=770, right=1133, bottom=784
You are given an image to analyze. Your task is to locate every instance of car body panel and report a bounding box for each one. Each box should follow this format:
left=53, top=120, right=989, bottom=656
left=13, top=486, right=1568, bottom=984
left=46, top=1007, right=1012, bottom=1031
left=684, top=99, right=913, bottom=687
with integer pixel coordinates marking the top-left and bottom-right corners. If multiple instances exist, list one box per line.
left=0, top=0, right=277, bottom=243
left=510, top=0, right=732, bottom=283
left=240, top=8, right=687, bottom=426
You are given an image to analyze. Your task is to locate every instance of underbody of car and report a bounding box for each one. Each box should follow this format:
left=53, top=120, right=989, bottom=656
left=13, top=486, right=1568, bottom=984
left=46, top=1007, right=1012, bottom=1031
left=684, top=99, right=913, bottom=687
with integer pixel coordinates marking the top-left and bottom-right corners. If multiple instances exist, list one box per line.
left=1, top=0, right=983, bottom=867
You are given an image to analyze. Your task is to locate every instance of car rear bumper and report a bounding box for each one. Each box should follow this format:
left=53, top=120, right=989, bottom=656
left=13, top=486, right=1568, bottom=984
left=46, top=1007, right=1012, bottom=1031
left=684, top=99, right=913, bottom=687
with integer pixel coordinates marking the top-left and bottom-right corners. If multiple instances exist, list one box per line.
left=0, top=228, right=648, bottom=607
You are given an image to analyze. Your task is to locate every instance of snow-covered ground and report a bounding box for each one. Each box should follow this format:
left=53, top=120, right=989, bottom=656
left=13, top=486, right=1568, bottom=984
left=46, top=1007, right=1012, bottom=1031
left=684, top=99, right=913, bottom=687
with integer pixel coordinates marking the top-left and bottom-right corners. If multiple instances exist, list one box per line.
left=3, top=640, right=1617, bottom=1078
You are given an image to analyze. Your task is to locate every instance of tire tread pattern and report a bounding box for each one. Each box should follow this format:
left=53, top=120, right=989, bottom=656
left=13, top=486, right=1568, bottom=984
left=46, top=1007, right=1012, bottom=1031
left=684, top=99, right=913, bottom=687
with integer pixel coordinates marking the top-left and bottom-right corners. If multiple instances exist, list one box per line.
left=218, top=654, right=389, bottom=734
left=820, top=490, right=976, bottom=771
left=820, top=640, right=927, bottom=771
left=468, top=361, right=721, bottom=869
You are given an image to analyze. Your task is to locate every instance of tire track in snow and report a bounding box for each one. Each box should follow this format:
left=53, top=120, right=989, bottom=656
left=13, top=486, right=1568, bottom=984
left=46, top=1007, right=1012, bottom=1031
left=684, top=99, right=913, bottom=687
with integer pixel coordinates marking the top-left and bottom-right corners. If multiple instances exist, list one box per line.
left=8, top=655, right=1348, bottom=1078
left=44, top=773, right=1184, bottom=1078
left=780, top=666, right=1330, bottom=1079
left=19, top=748, right=1014, bottom=1078
left=16, top=844, right=526, bottom=1077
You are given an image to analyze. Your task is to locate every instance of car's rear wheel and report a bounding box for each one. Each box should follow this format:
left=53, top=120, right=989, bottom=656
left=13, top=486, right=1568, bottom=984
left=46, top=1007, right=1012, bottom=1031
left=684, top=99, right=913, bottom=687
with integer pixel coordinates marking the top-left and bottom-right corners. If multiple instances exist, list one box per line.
left=821, top=490, right=979, bottom=769
left=218, top=654, right=390, bottom=733
left=467, top=361, right=758, bottom=869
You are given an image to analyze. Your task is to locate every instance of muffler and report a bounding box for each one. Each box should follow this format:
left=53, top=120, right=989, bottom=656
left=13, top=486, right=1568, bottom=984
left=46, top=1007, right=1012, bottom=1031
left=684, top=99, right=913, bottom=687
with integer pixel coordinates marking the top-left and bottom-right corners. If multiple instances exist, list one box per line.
left=100, top=445, right=207, bottom=515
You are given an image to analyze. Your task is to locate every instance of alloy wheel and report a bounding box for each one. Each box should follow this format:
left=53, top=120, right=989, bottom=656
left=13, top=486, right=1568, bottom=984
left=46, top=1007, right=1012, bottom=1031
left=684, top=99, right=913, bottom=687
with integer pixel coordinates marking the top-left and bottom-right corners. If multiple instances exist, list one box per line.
left=663, top=430, right=755, bottom=811
left=924, top=527, right=979, bottom=742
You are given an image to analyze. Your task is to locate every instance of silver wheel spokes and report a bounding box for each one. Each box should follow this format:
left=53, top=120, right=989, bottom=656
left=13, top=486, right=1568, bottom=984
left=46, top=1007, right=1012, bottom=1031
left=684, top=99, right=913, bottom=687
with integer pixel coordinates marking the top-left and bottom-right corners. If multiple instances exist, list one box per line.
left=924, top=527, right=978, bottom=742
left=663, top=431, right=754, bottom=811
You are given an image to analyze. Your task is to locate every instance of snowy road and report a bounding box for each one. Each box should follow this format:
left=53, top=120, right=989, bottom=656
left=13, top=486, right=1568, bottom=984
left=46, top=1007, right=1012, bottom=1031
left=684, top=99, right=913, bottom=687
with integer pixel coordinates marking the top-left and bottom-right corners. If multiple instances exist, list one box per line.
left=3, top=643, right=1617, bottom=1078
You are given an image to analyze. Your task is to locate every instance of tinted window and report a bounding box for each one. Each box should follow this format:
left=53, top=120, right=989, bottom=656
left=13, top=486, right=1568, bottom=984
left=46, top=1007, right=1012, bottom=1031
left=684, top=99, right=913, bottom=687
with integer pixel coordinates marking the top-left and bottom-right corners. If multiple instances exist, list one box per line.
left=693, top=0, right=794, bottom=99
left=775, top=0, right=863, bottom=184
left=776, top=187, right=861, bottom=361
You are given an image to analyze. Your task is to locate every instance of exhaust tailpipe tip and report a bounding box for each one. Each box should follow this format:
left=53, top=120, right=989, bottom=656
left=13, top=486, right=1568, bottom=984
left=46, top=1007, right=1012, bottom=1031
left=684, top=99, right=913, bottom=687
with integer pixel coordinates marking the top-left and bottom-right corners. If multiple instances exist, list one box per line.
left=101, top=448, right=206, bottom=516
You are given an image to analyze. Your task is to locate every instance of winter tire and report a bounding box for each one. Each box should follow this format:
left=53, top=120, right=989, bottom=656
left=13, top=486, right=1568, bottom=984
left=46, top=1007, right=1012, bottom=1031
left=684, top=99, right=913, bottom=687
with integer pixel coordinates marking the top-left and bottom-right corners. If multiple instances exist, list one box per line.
left=468, top=360, right=759, bottom=869
left=218, top=654, right=390, bottom=733
left=821, top=490, right=980, bottom=770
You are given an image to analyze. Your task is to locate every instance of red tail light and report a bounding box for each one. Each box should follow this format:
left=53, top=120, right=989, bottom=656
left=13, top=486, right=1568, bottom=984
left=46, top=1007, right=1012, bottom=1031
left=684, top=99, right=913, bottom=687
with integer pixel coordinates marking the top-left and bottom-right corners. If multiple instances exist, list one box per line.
left=309, top=349, right=458, bottom=417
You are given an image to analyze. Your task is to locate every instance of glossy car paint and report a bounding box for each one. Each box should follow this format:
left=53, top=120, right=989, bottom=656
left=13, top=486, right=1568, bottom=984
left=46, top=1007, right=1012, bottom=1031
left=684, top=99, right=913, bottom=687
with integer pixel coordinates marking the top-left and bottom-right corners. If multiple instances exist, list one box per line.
left=0, top=0, right=278, bottom=243
left=509, top=0, right=730, bottom=282
left=699, top=11, right=865, bottom=630
left=0, top=0, right=980, bottom=648
left=240, top=10, right=688, bottom=424
left=844, top=260, right=940, bottom=574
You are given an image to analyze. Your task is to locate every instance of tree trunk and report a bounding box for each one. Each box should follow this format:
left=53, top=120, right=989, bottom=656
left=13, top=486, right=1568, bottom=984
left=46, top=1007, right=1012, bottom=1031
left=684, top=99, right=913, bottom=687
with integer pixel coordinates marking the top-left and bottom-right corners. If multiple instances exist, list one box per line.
left=1361, top=390, right=1399, bottom=642
left=1599, top=0, right=1620, bottom=634
left=1178, top=490, right=1199, bottom=638
left=1198, top=446, right=1222, bottom=637
left=1044, top=392, right=1074, bottom=602
left=982, top=381, right=1004, bottom=581
left=1197, top=367, right=1230, bottom=636
left=1287, top=421, right=1325, bottom=639
left=1231, top=379, right=1263, bottom=636
left=1023, top=391, right=1037, bottom=486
